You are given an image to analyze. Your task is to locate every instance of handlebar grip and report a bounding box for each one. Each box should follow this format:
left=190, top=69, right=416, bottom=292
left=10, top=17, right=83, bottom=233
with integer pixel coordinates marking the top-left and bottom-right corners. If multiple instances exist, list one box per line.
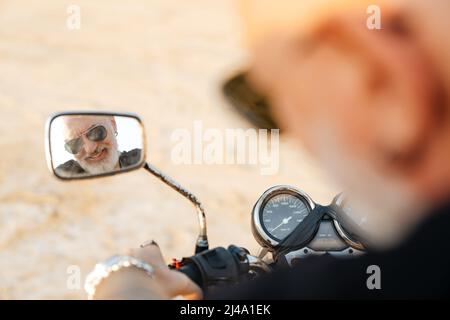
left=175, top=246, right=251, bottom=290
left=177, top=263, right=203, bottom=288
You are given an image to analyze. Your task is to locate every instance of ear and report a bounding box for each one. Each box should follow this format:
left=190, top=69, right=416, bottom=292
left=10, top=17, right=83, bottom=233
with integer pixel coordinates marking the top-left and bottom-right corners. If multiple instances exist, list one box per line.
left=313, top=12, right=444, bottom=170
left=110, top=117, right=117, bottom=132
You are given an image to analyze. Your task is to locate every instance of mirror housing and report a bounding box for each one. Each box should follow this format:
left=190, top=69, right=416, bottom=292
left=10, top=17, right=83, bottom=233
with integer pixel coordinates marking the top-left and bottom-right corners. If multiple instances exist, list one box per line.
left=45, top=111, right=146, bottom=180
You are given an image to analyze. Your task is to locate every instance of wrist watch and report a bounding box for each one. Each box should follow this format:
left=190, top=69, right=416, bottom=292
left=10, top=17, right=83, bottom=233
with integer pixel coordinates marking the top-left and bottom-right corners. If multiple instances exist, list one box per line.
left=84, top=255, right=155, bottom=300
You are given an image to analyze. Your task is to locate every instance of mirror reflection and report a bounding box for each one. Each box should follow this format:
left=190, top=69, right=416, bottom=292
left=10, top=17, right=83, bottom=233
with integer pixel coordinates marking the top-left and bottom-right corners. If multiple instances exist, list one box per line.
left=49, top=114, right=145, bottom=179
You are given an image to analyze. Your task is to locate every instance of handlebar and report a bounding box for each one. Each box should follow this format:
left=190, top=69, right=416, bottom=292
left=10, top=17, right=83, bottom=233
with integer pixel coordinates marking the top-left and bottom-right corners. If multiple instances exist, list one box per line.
left=177, top=263, right=204, bottom=288
left=172, top=245, right=271, bottom=290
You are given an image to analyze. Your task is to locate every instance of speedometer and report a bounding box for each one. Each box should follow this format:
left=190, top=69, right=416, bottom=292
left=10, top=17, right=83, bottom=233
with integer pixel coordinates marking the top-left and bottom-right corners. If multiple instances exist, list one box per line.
left=262, top=194, right=310, bottom=241
left=332, top=194, right=365, bottom=250
left=252, top=185, right=315, bottom=249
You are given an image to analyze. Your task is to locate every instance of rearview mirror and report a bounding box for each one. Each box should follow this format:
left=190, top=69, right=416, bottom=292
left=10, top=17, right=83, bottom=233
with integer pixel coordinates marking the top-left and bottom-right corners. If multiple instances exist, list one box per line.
left=46, top=111, right=146, bottom=180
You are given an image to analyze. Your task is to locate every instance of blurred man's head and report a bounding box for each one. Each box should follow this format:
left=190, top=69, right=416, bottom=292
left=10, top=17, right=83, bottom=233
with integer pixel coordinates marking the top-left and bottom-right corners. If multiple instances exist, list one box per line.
left=63, top=116, right=119, bottom=175
left=237, top=0, right=450, bottom=246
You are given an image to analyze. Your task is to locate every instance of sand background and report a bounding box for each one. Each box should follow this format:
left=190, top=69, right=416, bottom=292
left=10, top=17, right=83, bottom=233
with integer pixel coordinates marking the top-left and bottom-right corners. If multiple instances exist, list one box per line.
left=0, top=0, right=337, bottom=299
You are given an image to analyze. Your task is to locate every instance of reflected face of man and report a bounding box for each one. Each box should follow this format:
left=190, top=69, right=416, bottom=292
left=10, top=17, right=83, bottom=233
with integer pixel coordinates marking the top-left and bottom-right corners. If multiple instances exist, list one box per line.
left=63, top=116, right=119, bottom=174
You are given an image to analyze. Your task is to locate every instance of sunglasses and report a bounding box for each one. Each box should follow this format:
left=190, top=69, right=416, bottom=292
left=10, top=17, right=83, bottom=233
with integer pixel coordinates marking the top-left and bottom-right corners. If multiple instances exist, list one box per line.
left=222, top=72, right=278, bottom=130
left=64, top=125, right=108, bottom=155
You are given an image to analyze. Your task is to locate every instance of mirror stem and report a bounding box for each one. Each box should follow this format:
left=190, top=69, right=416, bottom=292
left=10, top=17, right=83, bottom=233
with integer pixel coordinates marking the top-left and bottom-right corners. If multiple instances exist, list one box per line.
left=143, top=162, right=209, bottom=253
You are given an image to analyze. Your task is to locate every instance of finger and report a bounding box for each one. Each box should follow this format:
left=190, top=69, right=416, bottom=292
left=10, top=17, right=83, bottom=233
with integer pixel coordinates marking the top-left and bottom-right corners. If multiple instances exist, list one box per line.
left=128, top=245, right=167, bottom=269
left=140, top=240, right=158, bottom=248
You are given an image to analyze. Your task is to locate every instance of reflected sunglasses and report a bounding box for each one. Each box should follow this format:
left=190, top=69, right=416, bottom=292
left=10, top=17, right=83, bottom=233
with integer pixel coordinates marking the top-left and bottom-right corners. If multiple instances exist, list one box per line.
left=64, top=125, right=108, bottom=155
left=222, top=72, right=278, bottom=130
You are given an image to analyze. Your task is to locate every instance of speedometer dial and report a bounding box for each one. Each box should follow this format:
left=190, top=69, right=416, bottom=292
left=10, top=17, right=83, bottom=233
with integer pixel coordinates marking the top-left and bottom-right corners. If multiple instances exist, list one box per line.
left=262, top=194, right=310, bottom=241
left=252, top=186, right=315, bottom=249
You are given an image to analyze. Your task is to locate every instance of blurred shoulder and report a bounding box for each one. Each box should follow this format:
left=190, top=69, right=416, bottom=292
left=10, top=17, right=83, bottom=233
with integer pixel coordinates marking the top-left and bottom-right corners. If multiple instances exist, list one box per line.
left=55, top=160, right=85, bottom=177
left=119, top=149, right=142, bottom=167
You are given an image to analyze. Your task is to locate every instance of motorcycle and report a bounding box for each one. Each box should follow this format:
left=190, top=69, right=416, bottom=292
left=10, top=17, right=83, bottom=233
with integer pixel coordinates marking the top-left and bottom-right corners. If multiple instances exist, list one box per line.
left=45, top=111, right=366, bottom=295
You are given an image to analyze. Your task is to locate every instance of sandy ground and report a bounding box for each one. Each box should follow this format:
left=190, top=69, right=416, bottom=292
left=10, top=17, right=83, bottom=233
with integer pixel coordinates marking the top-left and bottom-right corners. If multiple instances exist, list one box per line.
left=0, top=0, right=337, bottom=299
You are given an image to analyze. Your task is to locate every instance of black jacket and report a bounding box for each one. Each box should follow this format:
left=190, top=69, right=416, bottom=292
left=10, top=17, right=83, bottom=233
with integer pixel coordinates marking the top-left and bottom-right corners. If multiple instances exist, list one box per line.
left=55, top=149, right=142, bottom=177
left=210, top=201, right=450, bottom=299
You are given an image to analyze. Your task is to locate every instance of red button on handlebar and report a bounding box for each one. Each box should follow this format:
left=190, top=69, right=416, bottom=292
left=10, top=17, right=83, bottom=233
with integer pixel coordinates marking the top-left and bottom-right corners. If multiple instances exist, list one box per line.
left=171, top=258, right=183, bottom=270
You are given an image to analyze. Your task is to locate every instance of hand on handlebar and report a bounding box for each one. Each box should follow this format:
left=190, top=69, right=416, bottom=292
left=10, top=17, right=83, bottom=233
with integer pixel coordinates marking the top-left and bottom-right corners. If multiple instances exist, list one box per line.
left=129, top=243, right=203, bottom=300
left=93, top=242, right=203, bottom=300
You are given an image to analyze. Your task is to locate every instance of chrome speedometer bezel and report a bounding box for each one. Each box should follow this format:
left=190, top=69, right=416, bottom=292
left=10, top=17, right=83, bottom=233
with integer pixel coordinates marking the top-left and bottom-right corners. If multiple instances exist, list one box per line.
left=332, top=194, right=365, bottom=250
left=252, top=185, right=315, bottom=249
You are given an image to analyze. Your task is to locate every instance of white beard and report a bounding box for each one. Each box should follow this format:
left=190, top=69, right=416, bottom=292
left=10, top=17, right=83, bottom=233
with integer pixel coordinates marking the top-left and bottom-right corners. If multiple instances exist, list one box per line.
left=79, top=145, right=120, bottom=175
left=308, top=120, right=428, bottom=249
